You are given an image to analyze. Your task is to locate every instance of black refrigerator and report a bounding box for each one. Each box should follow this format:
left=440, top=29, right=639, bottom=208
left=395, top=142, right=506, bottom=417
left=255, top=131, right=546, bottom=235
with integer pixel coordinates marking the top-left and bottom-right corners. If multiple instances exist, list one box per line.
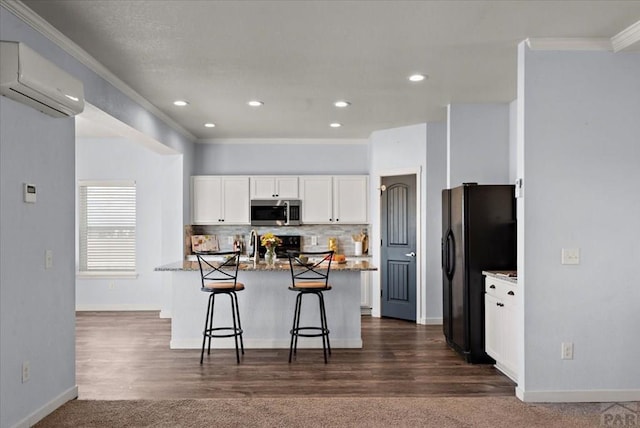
left=442, top=183, right=516, bottom=364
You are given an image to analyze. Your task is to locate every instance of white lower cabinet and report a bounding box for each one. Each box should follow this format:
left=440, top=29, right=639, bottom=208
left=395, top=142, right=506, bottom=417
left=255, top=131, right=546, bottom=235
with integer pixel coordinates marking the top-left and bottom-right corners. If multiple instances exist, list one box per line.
left=360, top=271, right=372, bottom=314
left=484, top=276, right=518, bottom=382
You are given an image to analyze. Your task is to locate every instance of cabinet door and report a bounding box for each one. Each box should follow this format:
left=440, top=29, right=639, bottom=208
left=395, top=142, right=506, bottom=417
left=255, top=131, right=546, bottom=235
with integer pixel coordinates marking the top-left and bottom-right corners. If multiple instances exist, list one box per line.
left=333, top=175, right=368, bottom=223
left=250, top=177, right=277, bottom=199
left=192, top=176, right=222, bottom=224
left=250, top=176, right=299, bottom=199
left=502, top=301, right=518, bottom=377
left=360, top=271, right=372, bottom=309
left=221, top=177, right=250, bottom=224
left=275, top=176, right=299, bottom=198
left=484, top=293, right=500, bottom=361
left=300, top=176, right=333, bottom=224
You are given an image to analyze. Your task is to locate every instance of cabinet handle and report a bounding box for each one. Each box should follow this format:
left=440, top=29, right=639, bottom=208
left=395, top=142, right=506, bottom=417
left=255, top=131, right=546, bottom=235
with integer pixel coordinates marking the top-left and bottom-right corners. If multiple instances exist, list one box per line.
left=336, top=218, right=340, bottom=222
left=497, top=302, right=504, bottom=307
left=489, top=285, right=496, bottom=289
left=507, top=291, right=515, bottom=296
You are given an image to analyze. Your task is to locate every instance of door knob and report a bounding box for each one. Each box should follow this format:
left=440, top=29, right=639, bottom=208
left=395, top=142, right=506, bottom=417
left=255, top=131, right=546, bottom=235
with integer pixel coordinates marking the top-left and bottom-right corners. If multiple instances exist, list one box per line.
left=405, top=252, right=416, bottom=257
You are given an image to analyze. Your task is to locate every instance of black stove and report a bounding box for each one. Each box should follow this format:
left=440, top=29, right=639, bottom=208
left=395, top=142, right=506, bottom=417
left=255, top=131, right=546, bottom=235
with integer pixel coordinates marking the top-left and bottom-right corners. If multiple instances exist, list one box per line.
left=258, top=235, right=301, bottom=258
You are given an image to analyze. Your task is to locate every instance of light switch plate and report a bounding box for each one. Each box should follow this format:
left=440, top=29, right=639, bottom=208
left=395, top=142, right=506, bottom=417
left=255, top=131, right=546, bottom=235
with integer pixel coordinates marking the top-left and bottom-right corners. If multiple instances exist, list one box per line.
left=561, top=248, right=580, bottom=265
left=515, top=178, right=523, bottom=198
left=45, top=250, right=53, bottom=269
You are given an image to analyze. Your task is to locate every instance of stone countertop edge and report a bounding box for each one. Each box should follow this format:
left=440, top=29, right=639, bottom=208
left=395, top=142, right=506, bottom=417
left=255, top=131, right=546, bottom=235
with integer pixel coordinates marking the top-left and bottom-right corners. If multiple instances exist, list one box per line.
left=482, top=270, right=518, bottom=285
left=156, top=260, right=378, bottom=272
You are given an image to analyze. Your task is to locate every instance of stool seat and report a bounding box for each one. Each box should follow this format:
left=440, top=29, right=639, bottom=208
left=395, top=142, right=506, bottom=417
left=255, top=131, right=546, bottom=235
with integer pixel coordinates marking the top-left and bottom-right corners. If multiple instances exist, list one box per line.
left=289, top=282, right=331, bottom=290
left=196, top=251, right=245, bottom=364
left=203, top=282, right=245, bottom=291
left=286, top=250, right=334, bottom=363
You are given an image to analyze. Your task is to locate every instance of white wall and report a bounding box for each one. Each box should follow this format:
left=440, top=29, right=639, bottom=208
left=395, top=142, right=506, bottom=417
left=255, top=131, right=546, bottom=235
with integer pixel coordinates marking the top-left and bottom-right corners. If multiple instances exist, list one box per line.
left=0, top=5, right=194, bottom=427
left=447, top=103, right=511, bottom=187
left=369, top=124, right=430, bottom=323
left=75, top=138, right=182, bottom=310
left=509, top=100, right=518, bottom=184
left=425, top=122, right=447, bottom=323
left=0, top=97, right=77, bottom=428
left=517, top=44, right=640, bottom=401
left=195, top=139, right=369, bottom=175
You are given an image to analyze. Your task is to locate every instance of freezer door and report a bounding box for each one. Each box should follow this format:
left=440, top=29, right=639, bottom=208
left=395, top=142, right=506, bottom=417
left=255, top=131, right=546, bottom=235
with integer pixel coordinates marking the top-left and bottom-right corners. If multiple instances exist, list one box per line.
left=450, top=185, right=467, bottom=352
left=441, top=189, right=451, bottom=339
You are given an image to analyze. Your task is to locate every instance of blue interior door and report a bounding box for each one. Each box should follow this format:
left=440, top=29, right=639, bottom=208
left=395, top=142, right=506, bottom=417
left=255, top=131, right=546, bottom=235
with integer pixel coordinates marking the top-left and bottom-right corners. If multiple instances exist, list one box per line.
left=381, top=174, right=417, bottom=321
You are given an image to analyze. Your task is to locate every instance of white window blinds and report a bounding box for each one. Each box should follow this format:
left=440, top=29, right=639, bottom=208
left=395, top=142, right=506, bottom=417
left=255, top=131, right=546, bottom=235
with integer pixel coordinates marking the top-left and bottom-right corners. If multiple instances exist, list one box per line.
left=79, top=181, right=136, bottom=272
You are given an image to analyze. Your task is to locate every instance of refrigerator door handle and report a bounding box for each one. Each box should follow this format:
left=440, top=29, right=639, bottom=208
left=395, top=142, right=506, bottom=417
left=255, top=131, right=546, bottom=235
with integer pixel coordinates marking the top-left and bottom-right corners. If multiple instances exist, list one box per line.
left=446, top=229, right=455, bottom=279
left=441, top=237, right=448, bottom=270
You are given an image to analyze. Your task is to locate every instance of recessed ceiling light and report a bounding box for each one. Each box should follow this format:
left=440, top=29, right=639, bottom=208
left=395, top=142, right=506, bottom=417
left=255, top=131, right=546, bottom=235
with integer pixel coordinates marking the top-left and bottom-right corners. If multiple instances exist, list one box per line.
left=408, top=74, right=427, bottom=82
left=247, top=100, right=264, bottom=107
left=173, top=100, right=189, bottom=106
left=334, top=100, right=351, bottom=108
left=329, top=123, right=342, bottom=128
left=204, top=123, right=216, bottom=128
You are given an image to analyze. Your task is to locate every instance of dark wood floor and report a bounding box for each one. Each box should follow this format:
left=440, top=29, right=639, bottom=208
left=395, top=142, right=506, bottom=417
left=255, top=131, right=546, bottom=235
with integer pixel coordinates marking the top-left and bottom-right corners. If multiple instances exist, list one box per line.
left=76, top=311, right=515, bottom=399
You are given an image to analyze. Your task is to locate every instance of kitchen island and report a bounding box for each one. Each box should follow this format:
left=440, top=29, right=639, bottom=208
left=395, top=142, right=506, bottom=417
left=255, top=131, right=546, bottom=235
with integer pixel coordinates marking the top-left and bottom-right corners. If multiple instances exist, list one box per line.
left=155, top=260, right=377, bottom=349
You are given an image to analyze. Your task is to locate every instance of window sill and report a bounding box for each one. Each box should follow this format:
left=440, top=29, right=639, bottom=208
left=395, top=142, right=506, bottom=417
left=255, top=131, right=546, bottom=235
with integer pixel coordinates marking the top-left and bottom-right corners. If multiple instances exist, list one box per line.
left=77, top=272, right=139, bottom=279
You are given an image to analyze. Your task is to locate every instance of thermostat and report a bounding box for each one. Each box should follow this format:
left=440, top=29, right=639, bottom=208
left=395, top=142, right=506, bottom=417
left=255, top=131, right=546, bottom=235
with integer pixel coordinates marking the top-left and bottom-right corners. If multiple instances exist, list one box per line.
left=24, top=183, right=36, bottom=203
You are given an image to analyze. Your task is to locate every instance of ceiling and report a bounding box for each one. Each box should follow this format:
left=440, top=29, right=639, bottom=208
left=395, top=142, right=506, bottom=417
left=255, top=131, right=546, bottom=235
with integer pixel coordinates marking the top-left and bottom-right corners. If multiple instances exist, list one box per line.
left=21, top=0, right=640, bottom=140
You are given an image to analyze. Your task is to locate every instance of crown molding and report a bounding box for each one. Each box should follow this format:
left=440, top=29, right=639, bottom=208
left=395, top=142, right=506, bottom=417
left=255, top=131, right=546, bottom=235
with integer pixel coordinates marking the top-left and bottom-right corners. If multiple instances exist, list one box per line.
left=526, top=38, right=613, bottom=51
left=611, top=20, right=640, bottom=52
left=1, top=0, right=196, bottom=141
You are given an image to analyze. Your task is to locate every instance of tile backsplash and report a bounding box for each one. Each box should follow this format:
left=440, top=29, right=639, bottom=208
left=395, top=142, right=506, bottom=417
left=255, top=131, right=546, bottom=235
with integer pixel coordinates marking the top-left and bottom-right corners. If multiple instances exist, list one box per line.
left=185, top=224, right=370, bottom=258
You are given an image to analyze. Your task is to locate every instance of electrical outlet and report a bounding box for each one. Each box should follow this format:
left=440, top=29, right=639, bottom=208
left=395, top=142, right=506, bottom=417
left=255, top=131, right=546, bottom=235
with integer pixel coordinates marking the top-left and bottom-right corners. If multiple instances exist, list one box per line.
left=561, top=342, right=574, bottom=360
left=227, top=236, right=234, bottom=245
left=22, top=361, right=30, bottom=383
left=311, top=236, right=318, bottom=246
left=561, top=248, right=580, bottom=265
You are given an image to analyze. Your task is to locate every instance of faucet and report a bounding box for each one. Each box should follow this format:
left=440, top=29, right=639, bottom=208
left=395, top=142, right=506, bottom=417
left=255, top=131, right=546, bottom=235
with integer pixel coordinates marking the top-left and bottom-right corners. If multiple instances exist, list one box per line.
left=249, top=229, right=260, bottom=267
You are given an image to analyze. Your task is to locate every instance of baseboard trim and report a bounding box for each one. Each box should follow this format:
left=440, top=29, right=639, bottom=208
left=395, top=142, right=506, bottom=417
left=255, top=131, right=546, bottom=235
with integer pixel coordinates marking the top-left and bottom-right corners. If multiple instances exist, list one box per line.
left=11, top=385, right=78, bottom=428
left=516, top=387, right=640, bottom=402
left=424, top=317, right=443, bottom=325
left=170, top=337, right=363, bottom=349
left=76, top=304, right=160, bottom=311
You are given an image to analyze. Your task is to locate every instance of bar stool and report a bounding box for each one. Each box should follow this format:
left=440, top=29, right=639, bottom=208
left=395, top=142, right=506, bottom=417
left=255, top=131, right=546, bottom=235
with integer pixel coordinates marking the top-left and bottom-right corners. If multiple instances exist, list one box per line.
left=286, top=250, right=334, bottom=363
left=195, top=251, right=244, bottom=364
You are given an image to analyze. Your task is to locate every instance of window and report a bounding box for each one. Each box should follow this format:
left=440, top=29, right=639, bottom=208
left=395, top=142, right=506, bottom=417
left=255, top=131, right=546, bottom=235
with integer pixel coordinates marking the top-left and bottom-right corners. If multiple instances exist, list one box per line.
left=79, top=181, right=136, bottom=274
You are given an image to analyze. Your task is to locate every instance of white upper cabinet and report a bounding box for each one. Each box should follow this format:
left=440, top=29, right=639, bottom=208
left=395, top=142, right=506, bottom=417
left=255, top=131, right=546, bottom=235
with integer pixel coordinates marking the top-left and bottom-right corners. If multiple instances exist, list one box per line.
left=299, top=176, right=334, bottom=224
left=250, top=176, right=299, bottom=199
left=333, top=175, right=368, bottom=224
left=299, top=175, right=368, bottom=224
left=191, top=176, right=250, bottom=225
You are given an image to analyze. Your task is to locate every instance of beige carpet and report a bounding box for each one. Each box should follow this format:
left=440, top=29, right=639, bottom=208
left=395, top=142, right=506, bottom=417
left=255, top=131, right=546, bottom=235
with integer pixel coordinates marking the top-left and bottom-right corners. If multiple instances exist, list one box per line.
left=35, top=397, right=610, bottom=427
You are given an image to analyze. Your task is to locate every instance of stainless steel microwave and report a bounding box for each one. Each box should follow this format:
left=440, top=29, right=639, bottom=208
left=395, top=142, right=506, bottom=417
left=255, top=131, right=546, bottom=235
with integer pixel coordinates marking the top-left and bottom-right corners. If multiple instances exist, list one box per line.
left=250, top=199, right=301, bottom=226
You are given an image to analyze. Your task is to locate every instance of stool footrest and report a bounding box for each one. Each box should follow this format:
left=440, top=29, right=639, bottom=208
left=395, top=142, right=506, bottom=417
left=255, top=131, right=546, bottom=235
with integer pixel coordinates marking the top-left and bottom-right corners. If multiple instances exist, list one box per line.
left=204, top=327, right=243, bottom=339
left=290, top=326, right=329, bottom=338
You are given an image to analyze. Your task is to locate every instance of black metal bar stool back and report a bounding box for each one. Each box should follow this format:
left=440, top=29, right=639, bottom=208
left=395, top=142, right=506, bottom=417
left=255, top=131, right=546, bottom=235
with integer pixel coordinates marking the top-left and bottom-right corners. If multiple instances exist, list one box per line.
left=195, top=251, right=245, bottom=364
left=286, top=250, right=334, bottom=363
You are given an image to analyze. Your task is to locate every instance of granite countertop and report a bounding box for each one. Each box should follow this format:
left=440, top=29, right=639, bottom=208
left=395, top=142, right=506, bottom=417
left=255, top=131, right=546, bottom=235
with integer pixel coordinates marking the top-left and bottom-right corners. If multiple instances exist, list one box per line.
left=156, top=259, right=378, bottom=272
left=483, top=270, right=517, bottom=284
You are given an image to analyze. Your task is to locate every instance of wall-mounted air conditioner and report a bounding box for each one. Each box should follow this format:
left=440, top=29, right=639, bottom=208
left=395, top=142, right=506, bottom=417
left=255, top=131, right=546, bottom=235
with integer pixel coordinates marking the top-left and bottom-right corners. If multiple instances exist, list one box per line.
left=0, top=41, right=84, bottom=117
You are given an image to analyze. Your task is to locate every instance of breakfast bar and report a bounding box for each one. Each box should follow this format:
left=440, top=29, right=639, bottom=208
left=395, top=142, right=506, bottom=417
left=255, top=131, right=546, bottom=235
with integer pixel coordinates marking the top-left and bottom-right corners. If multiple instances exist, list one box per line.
left=155, top=260, right=377, bottom=349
